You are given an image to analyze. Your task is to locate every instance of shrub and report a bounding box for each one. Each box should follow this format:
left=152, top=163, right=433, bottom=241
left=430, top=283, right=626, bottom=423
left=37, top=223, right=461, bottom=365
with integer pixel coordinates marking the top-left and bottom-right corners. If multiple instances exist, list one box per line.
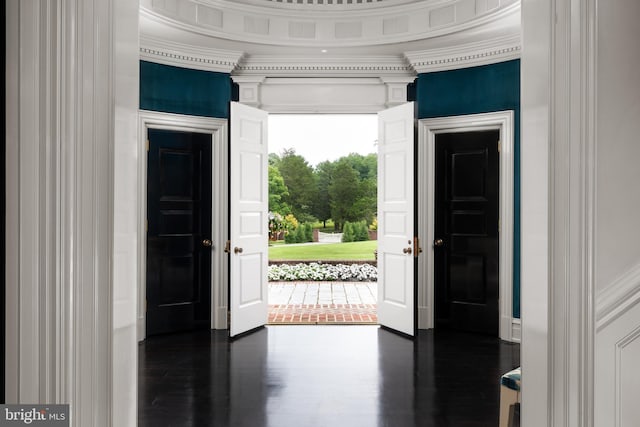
left=268, top=263, right=377, bottom=282
left=342, top=222, right=355, bottom=242
left=354, top=220, right=369, bottom=241
left=342, top=221, right=369, bottom=242
left=285, top=222, right=314, bottom=244
left=303, top=223, right=314, bottom=242
left=294, top=225, right=306, bottom=243
left=284, top=213, right=299, bottom=231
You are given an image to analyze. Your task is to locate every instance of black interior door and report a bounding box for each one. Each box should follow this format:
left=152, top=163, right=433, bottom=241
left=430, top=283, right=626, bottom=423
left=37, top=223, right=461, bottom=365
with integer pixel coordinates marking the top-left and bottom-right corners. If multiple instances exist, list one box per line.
left=146, top=128, right=212, bottom=336
left=434, top=130, right=499, bottom=335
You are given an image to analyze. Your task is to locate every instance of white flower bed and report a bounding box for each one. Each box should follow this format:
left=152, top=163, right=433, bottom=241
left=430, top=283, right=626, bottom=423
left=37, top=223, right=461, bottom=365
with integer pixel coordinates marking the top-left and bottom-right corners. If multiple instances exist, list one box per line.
left=268, top=263, right=377, bottom=282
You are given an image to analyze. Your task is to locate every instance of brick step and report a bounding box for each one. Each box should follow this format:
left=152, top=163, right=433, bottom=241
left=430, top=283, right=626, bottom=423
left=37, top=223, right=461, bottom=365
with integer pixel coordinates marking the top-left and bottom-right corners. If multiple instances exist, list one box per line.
left=268, top=303, right=377, bottom=325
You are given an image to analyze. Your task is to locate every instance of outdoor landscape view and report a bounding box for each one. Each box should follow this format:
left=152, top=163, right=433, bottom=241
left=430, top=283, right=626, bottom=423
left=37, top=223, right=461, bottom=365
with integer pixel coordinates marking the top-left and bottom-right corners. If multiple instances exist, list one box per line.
left=267, top=115, right=379, bottom=324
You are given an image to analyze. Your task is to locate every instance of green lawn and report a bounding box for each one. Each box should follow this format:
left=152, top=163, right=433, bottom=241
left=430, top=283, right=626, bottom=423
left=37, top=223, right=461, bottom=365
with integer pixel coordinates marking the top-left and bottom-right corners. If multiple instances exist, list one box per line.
left=269, top=240, right=377, bottom=261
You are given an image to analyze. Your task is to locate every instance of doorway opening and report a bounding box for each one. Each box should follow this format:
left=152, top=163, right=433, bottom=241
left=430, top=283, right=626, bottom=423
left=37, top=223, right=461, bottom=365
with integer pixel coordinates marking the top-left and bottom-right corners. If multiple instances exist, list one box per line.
left=266, top=114, right=379, bottom=325
left=418, top=111, right=517, bottom=342
left=137, top=111, right=228, bottom=341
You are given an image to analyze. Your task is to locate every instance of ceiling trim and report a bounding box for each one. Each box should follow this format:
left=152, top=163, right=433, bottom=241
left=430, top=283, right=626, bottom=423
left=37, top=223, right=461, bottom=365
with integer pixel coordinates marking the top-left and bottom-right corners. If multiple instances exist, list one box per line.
left=231, top=76, right=412, bottom=113
left=140, top=35, right=244, bottom=73
left=140, top=0, right=520, bottom=48
left=404, top=33, right=521, bottom=73
left=233, top=54, right=415, bottom=77
left=228, top=0, right=416, bottom=11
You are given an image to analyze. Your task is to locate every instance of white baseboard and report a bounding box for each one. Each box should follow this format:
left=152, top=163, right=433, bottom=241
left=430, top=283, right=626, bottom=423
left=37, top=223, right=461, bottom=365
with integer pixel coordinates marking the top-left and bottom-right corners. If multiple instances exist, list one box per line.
left=214, top=306, right=228, bottom=330
left=137, top=316, right=146, bottom=342
left=500, top=315, right=521, bottom=343
left=417, top=306, right=431, bottom=329
left=510, top=318, right=521, bottom=343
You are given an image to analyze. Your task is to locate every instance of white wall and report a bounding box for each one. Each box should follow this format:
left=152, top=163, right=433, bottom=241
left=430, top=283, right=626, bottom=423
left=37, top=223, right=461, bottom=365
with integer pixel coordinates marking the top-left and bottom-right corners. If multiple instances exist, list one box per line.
left=594, top=0, right=640, bottom=425
left=112, top=0, right=141, bottom=424
left=520, top=0, right=551, bottom=423
left=595, top=0, right=640, bottom=290
left=523, top=0, right=640, bottom=425
left=5, top=1, right=139, bottom=425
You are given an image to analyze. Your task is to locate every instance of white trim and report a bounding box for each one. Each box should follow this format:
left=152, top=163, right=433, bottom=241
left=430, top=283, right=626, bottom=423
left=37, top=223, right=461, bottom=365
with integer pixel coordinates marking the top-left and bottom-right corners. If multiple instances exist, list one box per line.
left=234, top=77, right=412, bottom=113
left=137, top=111, right=229, bottom=342
left=230, top=0, right=420, bottom=11
left=140, top=0, right=520, bottom=49
left=6, top=0, right=139, bottom=424
left=404, top=34, right=521, bottom=73
left=140, top=34, right=244, bottom=73
left=596, top=262, right=640, bottom=332
left=234, top=54, right=414, bottom=77
left=417, top=111, right=515, bottom=342
left=520, top=0, right=598, bottom=423
left=511, top=318, right=522, bottom=343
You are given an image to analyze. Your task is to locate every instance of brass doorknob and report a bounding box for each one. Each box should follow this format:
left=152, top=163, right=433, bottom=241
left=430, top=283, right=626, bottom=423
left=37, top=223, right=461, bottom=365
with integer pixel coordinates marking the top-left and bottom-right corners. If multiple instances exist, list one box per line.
left=202, top=239, right=213, bottom=247
left=234, top=247, right=243, bottom=254
left=402, top=247, right=412, bottom=255
left=434, top=239, right=444, bottom=247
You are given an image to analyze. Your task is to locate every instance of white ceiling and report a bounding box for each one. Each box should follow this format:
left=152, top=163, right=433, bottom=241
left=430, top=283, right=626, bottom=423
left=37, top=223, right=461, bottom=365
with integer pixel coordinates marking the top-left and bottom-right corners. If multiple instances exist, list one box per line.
left=139, top=0, right=521, bottom=75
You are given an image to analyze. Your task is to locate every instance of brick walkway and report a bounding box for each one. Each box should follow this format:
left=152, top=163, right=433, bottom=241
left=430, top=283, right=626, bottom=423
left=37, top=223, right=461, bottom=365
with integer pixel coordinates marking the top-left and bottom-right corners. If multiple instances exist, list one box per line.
left=268, top=281, right=377, bottom=325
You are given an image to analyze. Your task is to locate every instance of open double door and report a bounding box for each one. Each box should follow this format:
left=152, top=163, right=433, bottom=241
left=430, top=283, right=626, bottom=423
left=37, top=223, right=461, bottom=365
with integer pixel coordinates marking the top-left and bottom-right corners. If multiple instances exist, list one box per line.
left=229, top=102, right=416, bottom=338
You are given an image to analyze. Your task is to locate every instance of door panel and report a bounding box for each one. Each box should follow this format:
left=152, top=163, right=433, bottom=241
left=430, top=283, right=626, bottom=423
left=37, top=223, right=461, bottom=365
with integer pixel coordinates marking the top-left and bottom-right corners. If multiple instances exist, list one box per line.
left=434, top=130, right=499, bottom=335
left=146, top=128, right=212, bottom=336
left=377, top=102, right=415, bottom=337
left=230, top=102, right=269, bottom=337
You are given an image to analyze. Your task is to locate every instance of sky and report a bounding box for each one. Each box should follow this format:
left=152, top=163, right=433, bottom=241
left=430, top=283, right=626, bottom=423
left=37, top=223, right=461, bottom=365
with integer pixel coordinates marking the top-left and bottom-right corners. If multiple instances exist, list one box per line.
left=268, top=114, right=378, bottom=166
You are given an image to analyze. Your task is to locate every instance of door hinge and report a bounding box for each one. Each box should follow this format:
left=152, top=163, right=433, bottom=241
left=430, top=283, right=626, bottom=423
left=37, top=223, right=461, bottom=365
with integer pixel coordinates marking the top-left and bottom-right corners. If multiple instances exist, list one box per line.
left=413, top=236, right=423, bottom=258
left=498, top=140, right=501, bottom=153
left=146, top=139, right=150, bottom=152
left=224, top=240, right=231, bottom=253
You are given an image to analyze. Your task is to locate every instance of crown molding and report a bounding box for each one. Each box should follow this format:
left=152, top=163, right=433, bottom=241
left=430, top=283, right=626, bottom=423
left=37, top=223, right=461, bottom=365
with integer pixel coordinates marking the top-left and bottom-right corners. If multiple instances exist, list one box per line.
left=404, top=33, right=521, bottom=73
left=228, top=0, right=416, bottom=11
left=140, top=35, right=244, bottom=73
left=140, top=0, right=520, bottom=48
left=234, top=54, right=415, bottom=77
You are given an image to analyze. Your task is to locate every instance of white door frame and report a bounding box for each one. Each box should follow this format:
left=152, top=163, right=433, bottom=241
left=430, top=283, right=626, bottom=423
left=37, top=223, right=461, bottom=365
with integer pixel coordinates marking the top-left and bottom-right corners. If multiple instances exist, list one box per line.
left=137, top=110, right=229, bottom=341
left=417, top=111, right=516, bottom=342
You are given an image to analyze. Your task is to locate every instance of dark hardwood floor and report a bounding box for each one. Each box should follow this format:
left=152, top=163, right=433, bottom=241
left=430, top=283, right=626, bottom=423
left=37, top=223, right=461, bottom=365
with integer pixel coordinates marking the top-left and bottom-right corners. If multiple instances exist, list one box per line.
left=139, top=326, right=520, bottom=427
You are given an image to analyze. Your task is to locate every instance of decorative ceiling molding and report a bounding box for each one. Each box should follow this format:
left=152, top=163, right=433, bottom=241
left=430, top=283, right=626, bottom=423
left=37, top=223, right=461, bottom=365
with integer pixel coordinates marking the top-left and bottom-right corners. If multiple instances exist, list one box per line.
left=233, top=0, right=415, bottom=10
left=231, top=77, right=411, bottom=113
left=233, top=54, right=415, bottom=77
left=140, top=0, right=520, bottom=48
left=404, top=33, right=521, bottom=73
left=140, top=34, right=243, bottom=73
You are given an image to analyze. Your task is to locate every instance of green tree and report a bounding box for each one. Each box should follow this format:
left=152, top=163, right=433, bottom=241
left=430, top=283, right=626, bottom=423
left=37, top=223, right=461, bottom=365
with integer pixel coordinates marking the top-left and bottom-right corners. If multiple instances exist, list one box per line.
left=350, top=177, right=377, bottom=224
left=268, top=152, right=281, bottom=166
left=277, top=149, right=318, bottom=222
left=268, top=165, right=291, bottom=214
left=328, top=159, right=360, bottom=231
left=343, top=153, right=377, bottom=181
left=312, top=161, right=335, bottom=228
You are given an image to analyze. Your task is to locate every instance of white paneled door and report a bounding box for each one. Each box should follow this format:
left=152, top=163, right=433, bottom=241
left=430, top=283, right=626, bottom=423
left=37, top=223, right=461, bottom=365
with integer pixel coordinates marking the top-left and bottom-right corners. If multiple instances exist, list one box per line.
left=230, top=102, right=269, bottom=337
left=377, top=102, right=416, bottom=336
